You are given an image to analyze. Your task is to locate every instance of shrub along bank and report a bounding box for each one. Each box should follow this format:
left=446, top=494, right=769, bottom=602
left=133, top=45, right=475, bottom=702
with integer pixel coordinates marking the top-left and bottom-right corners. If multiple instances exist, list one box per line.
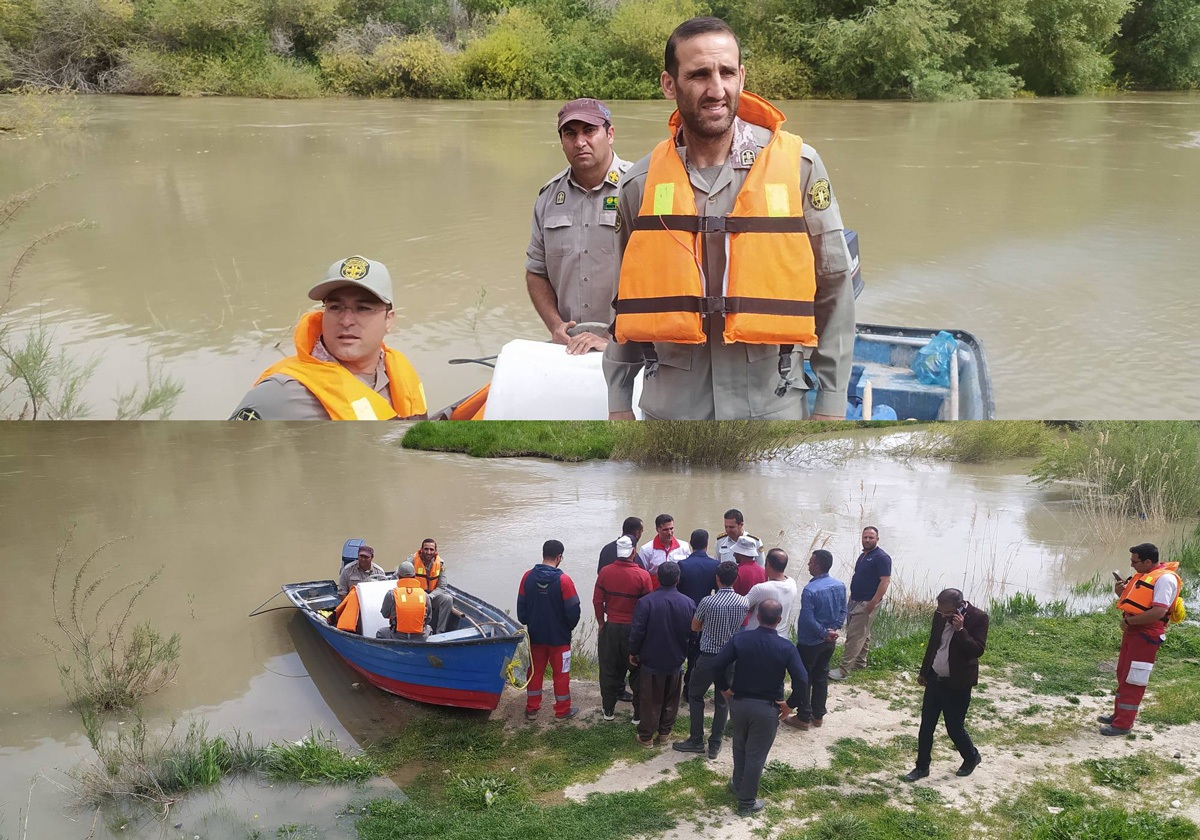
left=1, top=0, right=1195, bottom=101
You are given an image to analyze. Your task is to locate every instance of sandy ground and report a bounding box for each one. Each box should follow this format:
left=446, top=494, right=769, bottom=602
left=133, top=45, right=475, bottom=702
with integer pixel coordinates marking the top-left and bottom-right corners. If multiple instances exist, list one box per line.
left=492, top=673, right=1200, bottom=839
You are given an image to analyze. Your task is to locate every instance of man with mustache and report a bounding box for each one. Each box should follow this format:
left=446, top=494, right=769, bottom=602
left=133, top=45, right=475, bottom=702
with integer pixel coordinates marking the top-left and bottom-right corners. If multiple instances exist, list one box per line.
left=604, top=17, right=855, bottom=420
left=231, top=255, right=426, bottom=420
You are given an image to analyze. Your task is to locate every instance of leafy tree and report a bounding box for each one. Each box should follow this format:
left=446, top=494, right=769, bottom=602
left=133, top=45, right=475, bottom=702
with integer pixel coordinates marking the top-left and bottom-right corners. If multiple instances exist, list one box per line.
left=1006, top=0, right=1131, bottom=94
left=1113, top=0, right=1200, bottom=89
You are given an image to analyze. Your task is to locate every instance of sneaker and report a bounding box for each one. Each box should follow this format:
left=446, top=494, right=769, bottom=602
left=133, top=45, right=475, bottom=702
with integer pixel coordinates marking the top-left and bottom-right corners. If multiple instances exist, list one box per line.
left=1099, top=724, right=1132, bottom=736
left=602, top=708, right=615, bottom=722
left=618, top=690, right=635, bottom=702
left=829, top=668, right=849, bottom=681
left=903, top=768, right=930, bottom=782
left=812, top=717, right=824, bottom=728
left=707, top=742, right=721, bottom=760
left=637, top=736, right=656, bottom=748
left=556, top=707, right=579, bottom=721
left=525, top=709, right=538, bottom=720
left=631, top=717, right=641, bottom=727
left=1097, top=714, right=1114, bottom=724
left=673, top=739, right=706, bottom=754
left=782, top=715, right=810, bottom=731
left=955, top=752, right=981, bottom=777
left=736, top=798, right=766, bottom=816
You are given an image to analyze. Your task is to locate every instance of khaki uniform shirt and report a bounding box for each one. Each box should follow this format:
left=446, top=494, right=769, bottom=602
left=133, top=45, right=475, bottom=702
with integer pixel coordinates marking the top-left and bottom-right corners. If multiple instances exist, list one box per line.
left=603, top=119, right=855, bottom=419
left=716, top=533, right=766, bottom=568
left=337, top=561, right=386, bottom=598
left=526, top=153, right=632, bottom=325
left=230, top=340, right=393, bottom=421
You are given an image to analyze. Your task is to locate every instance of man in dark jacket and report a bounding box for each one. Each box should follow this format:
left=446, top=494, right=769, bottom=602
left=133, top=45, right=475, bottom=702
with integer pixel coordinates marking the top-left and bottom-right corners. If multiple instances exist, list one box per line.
left=517, top=540, right=582, bottom=721
left=677, top=528, right=720, bottom=690
left=904, top=588, right=988, bottom=781
left=628, top=561, right=696, bottom=746
left=598, top=517, right=644, bottom=573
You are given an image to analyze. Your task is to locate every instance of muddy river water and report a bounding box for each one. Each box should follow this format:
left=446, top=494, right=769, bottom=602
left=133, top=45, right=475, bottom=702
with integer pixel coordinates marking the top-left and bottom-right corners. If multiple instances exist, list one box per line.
left=0, top=423, right=1189, bottom=837
left=2, top=93, right=1199, bottom=419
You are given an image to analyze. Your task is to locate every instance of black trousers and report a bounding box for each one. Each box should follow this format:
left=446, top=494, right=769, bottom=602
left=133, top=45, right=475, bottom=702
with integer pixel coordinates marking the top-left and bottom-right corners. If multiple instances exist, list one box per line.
left=795, top=640, right=836, bottom=721
left=916, top=675, right=977, bottom=770
left=730, top=697, right=780, bottom=807
left=682, top=631, right=702, bottom=691
left=599, top=622, right=639, bottom=717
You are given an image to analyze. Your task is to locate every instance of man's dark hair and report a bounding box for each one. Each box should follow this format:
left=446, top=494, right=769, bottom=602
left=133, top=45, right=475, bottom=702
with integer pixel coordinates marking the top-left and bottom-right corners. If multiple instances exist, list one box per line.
left=543, top=539, right=565, bottom=558
left=655, top=513, right=674, bottom=529
left=863, top=526, right=879, bottom=537
left=691, top=529, right=709, bottom=550
left=756, top=599, right=783, bottom=627
left=723, top=508, right=744, bottom=524
left=665, top=16, right=741, bottom=78
left=766, top=548, right=788, bottom=573
left=421, top=538, right=437, bottom=548
left=716, top=560, right=738, bottom=586
left=1130, top=542, right=1159, bottom=563
left=936, top=588, right=964, bottom=607
left=811, top=549, right=834, bottom=574
left=657, top=560, right=681, bottom=587
left=622, top=516, right=643, bottom=536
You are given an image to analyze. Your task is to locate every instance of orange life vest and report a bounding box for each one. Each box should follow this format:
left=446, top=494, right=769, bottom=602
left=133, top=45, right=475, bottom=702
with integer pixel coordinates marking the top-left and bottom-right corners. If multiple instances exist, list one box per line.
left=391, top=577, right=428, bottom=634
left=334, top=588, right=361, bottom=632
left=1117, top=562, right=1182, bottom=616
left=614, top=91, right=817, bottom=347
left=256, top=311, right=427, bottom=420
left=413, top=552, right=443, bottom=592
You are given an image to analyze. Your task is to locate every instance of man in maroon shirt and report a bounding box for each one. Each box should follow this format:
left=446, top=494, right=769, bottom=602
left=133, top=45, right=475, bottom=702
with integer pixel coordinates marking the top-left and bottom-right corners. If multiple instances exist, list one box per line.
left=594, top=535, right=654, bottom=722
left=732, top=535, right=767, bottom=596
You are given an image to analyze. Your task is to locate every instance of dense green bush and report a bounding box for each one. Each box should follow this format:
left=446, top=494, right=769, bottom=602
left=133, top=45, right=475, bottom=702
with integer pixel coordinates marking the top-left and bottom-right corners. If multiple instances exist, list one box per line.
left=460, top=7, right=552, bottom=98
left=321, top=31, right=463, bottom=96
left=1009, top=0, right=1132, bottom=94
left=1113, top=0, right=1200, bottom=89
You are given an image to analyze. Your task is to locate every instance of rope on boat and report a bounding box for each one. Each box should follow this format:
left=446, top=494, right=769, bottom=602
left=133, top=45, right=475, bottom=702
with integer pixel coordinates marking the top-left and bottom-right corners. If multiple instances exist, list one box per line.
left=505, top=628, right=533, bottom=691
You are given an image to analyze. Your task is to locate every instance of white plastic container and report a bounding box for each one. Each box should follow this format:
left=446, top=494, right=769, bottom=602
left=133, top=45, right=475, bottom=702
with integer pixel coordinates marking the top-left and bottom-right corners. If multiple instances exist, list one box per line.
left=483, top=339, right=643, bottom=420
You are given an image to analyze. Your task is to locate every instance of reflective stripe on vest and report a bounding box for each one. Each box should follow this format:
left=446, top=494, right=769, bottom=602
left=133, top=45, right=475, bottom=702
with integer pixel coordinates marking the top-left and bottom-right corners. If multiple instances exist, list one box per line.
left=392, top=578, right=427, bottom=634
left=614, top=91, right=818, bottom=347
left=413, top=552, right=443, bottom=593
left=256, top=311, right=426, bottom=420
left=1117, top=563, right=1181, bottom=615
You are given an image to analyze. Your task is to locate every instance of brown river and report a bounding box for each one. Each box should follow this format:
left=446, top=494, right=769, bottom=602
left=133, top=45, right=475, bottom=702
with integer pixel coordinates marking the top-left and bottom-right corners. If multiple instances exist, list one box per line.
left=0, top=422, right=1189, bottom=837
left=2, top=94, right=1199, bottom=419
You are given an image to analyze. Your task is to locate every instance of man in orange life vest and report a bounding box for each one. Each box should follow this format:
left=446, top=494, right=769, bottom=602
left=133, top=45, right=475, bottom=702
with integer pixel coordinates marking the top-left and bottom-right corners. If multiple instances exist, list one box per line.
left=379, top=560, right=431, bottom=640
left=230, top=255, right=427, bottom=420
left=1101, top=542, right=1183, bottom=735
left=409, top=538, right=453, bottom=635
left=603, top=17, right=855, bottom=421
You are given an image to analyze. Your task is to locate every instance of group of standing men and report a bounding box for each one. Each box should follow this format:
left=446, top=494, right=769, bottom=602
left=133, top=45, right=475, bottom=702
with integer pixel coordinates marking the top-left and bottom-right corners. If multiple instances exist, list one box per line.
left=517, top=513, right=906, bottom=815
left=232, top=15, right=856, bottom=420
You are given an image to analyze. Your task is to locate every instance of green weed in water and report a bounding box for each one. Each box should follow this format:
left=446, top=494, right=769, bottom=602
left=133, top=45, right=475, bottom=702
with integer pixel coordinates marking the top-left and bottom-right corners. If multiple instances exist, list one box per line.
left=261, top=730, right=380, bottom=784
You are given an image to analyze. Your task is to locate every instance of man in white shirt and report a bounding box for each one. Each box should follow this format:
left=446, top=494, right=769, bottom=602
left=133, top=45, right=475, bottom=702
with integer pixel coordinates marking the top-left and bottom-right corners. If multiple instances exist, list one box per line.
left=637, top=513, right=692, bottom=576
left=746, top=549, right=797, bottom=630
left=716, top=508, right=765, bottom=568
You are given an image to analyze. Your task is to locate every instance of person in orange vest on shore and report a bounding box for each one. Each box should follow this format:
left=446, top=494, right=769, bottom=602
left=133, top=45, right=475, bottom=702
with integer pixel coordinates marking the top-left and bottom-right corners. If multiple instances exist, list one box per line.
left=602, top=17, right=855, bottom=421
left=378, top=561, right=431, bottom=640
left=409, top=538, right=453, bottom=634
left=230, top=255, right=427, bottom=420
left=1101, top=542, right=1184, bottom=735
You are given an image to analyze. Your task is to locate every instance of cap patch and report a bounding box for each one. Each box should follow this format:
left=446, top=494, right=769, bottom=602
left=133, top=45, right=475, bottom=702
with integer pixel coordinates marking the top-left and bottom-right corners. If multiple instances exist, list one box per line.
left=808, top=179, right=832, bottom=211
left=555, top=190, right=566, bottom=205
left=340, top=256, right=370, bottom=280
left=603, top=196, right=618, bottom=211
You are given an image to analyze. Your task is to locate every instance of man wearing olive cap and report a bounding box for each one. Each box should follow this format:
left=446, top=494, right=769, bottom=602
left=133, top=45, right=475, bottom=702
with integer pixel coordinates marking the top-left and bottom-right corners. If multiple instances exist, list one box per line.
left=526, top=98, right=631, bottom=355
left=230, top=255, right=427, bottom=420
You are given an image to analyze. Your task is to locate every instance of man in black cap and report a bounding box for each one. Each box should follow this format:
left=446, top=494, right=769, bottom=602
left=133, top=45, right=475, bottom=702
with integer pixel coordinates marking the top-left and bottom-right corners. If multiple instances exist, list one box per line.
left=526, top=98, right=631, bottom=355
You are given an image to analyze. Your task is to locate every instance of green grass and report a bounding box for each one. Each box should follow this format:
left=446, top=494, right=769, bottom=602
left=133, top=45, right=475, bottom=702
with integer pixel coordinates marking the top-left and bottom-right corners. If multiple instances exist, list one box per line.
left=997, top=782, right=1198, bottom=840
left=781, top=787, right=973, bottom=840
left=890, top=420, right=1054, bottom=463
left=262, top=730, right=381, bottom=783
left=401, top=421, right=616, bottom=460
left=828, top=736, right=917, bottom=777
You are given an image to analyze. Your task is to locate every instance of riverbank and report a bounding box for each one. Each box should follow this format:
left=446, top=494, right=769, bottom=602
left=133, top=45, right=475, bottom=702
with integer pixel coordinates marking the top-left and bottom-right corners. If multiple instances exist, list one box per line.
left=346, top=601, right=1200, bottom=839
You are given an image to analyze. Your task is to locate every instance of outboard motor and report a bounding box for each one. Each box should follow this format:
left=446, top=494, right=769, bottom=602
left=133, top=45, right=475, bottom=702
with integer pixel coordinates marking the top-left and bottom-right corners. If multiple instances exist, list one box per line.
left=341, top=538, right=367, bottom=567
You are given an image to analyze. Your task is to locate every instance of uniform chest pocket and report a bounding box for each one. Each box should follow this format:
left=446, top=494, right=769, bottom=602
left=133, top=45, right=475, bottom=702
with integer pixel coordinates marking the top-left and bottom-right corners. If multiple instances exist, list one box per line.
left=598, top=210, right=618, bottom=254
left=544, top=215, right=575, bottom=256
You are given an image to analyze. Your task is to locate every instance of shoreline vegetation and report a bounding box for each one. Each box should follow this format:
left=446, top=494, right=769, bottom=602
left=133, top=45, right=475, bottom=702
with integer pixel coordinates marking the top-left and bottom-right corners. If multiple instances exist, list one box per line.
left=0, top=0, right=1197, bottom=105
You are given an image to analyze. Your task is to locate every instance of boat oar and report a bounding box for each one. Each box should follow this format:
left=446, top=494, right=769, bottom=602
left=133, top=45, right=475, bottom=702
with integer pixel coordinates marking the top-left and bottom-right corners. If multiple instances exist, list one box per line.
left=448, top=355, right=498, bottom=369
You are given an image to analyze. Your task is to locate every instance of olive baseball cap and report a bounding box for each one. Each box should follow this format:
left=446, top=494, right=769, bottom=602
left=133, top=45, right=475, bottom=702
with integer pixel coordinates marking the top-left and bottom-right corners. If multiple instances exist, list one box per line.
left=307, top=256, right=393, bottom=306
left=557, top=98, right=612, bottom=131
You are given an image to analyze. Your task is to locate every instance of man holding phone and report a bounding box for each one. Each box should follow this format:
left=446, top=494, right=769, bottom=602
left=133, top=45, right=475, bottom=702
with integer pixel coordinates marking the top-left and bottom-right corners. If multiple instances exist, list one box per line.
left=904, top=589, right=989, bottom=781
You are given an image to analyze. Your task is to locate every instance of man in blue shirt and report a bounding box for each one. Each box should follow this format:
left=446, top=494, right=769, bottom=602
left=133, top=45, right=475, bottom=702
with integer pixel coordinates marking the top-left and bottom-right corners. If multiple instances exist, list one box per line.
left=713, top=600, right=808, bottom=816
left=629, top=561, right=696, bottom=746
left=831, top=526, right=892, bottom=680
left=784, top=549, right=847, bottom=730
left=677, top=528, right=720, bottom=690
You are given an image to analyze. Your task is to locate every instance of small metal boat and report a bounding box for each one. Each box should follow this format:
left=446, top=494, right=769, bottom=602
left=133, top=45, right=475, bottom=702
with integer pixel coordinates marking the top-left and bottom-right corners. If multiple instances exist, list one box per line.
left=280, top=579, right=524, bottom=711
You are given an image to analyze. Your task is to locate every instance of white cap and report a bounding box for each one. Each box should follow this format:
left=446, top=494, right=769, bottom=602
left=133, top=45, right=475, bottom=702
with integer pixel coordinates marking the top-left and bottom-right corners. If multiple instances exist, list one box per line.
left=733, top=535, right=759, bottom=557
left=308, top=255, right=393, bottom=306
left=616, top=536, right=634, bottom=558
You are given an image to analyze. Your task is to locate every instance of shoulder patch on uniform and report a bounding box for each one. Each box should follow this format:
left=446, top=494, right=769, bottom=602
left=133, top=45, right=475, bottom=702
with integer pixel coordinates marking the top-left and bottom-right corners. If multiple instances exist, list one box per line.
left=554, top=190, right=566, bottom=205
left=808, top=178, right=832, bottom=211
left=233, top=407, right=262, bottom=421
left=607, top=169, right=620, bottom=185
left=340, top=256, right=369, bottom=279
left=604, top=195, right=618, bottom=211
left=739, top=148, right=757, bottom=167
left=618, top=159, right=632, bottom=173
